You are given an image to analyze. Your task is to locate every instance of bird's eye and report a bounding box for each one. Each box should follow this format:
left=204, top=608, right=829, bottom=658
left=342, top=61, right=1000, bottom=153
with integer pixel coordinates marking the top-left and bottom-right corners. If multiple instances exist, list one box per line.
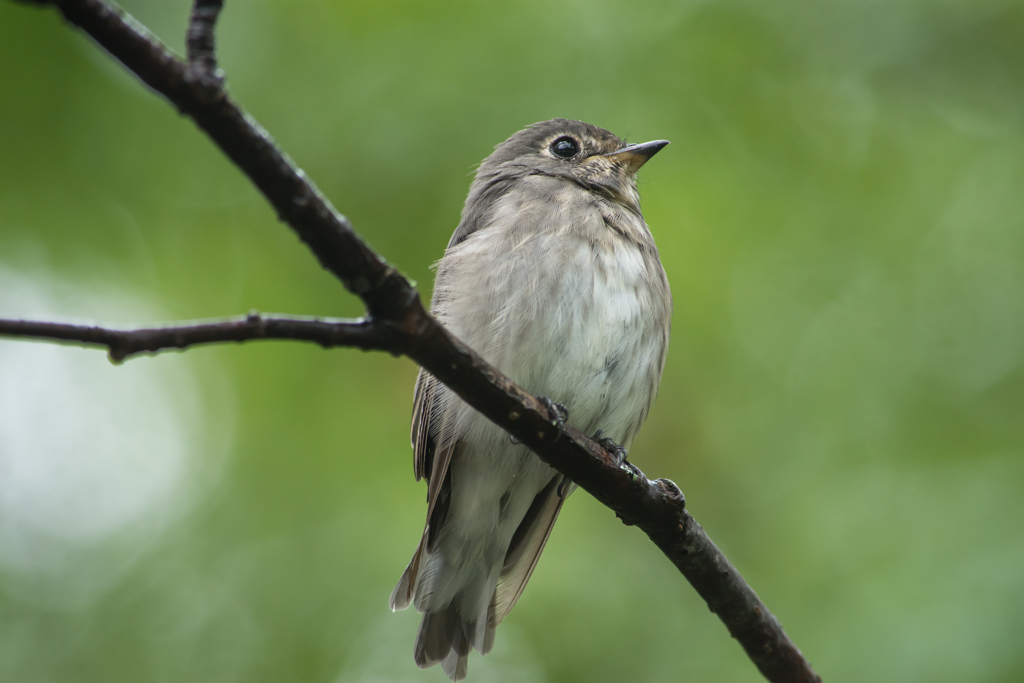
left=550, top=136, right=580, bottom=159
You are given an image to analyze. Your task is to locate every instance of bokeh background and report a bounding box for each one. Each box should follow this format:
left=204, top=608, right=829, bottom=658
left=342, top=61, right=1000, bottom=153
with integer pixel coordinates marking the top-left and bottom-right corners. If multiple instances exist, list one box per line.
left=2, top=0, right=1023, bottom=681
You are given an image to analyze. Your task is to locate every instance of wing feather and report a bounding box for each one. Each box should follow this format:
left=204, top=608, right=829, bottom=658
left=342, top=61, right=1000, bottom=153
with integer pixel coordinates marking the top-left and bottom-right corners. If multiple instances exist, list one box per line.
left=393, top=370, right=461, bottom=611
left=488, top=475, right=571, bottom=628
left=411, top=369, right=435, bottom=482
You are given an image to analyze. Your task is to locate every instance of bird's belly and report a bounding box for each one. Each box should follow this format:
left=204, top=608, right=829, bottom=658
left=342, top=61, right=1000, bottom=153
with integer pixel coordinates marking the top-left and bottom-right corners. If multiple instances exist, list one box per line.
left=534, top=245, right=659, bottom=443
left=467, top=235, right=663, bottom=448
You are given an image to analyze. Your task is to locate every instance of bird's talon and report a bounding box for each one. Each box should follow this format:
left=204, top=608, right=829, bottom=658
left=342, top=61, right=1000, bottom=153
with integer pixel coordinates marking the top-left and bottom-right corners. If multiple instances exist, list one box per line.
left=538, top=396, right=568, bottom=430
left=593, top=429, right=628, bottom=467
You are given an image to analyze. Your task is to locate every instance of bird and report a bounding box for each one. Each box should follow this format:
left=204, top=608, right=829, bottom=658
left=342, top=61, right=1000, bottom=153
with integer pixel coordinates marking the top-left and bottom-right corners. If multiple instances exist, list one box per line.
left=389, top=119, right=671, bottom=680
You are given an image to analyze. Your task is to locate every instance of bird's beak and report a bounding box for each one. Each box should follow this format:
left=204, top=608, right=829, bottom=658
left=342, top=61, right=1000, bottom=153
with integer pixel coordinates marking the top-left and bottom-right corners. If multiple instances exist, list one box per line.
left=602, top=140, right=670, bottom=171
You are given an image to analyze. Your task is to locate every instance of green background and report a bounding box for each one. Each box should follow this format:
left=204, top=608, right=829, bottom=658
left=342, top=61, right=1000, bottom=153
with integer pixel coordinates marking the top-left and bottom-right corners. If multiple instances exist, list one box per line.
left=2, top=1, right=1023, bottom=681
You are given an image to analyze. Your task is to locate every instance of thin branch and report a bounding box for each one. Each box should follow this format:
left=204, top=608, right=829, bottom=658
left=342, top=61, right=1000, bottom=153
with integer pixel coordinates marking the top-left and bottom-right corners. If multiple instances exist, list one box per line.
left=0, top=313, right=395, bottom=362
left=10, top=2, right=821, bottom=681
left=185, top=0, right=223, bottom=78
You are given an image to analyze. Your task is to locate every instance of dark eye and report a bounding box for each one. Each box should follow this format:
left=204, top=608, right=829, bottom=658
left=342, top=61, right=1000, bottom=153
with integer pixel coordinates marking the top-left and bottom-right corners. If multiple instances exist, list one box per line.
left=550, top=136, right=579, bottom=159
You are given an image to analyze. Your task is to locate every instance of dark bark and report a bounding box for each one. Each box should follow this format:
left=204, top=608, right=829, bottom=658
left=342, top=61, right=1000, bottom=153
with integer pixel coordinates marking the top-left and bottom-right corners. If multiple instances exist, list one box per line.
left=185, top=0, right=223, bottom=78
left=0, top=314, right=395, bottom=362
left=0, top=2, right=821, bottom=681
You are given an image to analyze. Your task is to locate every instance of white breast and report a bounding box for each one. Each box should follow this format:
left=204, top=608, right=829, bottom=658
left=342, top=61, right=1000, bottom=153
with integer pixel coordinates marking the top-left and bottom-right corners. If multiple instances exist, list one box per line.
left=433, top=179, right=669, bottom=449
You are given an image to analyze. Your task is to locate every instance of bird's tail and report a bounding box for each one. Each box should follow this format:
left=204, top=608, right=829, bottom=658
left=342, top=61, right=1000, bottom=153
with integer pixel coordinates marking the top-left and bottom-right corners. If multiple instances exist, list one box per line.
left=391, top=544, right=499, bottom=681
left=413, top=601, right=473, bottom=681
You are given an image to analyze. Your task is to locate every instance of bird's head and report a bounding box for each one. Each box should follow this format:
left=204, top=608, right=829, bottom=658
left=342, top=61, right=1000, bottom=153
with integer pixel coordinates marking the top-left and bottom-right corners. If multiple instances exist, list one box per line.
left=478, top=118, right=668, bottom=214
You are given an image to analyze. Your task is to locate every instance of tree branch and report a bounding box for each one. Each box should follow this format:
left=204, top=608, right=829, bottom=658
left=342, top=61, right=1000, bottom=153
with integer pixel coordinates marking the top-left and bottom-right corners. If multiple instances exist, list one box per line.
left=0, top=313, right=395, bottom=362
left=5, top=1, right=821, bottom=681
left=185, top=0, right=222, bottom=79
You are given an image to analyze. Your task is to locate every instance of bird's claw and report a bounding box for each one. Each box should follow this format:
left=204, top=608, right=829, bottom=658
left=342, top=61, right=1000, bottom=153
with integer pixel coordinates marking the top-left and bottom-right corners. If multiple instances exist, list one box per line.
left=593, top=429, right=628, bottom=467
left=510, top=397, right=569, bottom=444
left=539, top=396, right=569, bottom=430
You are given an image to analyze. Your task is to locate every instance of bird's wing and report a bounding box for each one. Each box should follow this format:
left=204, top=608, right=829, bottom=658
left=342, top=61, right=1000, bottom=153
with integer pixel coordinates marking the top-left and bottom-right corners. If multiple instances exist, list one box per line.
left=411, top=367, right=435, bottom=482
left=391, top=369, right=460, bottom=612
left=411, top=369, right=459, bottom=513
left=488, top=474, right=572, bottom=628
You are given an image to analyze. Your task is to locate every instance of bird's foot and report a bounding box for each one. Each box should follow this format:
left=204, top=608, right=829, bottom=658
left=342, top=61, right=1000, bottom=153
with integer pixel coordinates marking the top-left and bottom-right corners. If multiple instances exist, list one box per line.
left=509, top=397, right=569, bottom=446
left=539, top=396, right=569, bottom=430
left=509, top=397, right=568, bottom=444
left=593, top=430, right=628, bottom=467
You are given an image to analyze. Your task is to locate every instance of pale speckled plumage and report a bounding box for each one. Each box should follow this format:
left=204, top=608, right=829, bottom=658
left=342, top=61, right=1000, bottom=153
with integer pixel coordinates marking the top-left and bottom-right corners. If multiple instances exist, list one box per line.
left=390, top=119, right=671, bottom=680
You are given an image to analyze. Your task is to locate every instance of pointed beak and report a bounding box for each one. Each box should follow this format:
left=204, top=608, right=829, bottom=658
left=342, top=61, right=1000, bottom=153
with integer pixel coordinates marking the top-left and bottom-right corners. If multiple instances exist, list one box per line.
left=602, top=139, right=670, bottom=171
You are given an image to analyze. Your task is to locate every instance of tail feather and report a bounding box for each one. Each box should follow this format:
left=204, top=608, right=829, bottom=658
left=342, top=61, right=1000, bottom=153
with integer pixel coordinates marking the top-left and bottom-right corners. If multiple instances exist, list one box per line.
left=441, top=627, right=471, bottom=681
left=403, top=566, right=496, bottom=681
left=393, top=472, right=566, bottom=680
left=483, top=602, right=497, bottom=655
left=414, top=607, right=460, bottom=669
left=458, top=565, right=501, bottom=655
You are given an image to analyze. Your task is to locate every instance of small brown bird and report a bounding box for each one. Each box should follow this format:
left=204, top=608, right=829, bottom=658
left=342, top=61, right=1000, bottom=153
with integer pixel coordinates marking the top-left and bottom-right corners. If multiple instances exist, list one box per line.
left=390, top=119, right=671, bottom=680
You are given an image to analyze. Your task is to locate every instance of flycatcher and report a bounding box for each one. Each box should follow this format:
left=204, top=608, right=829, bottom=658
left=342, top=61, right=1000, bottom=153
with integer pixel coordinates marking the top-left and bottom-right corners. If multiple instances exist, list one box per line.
left=390, top=119, right=672, bottom=680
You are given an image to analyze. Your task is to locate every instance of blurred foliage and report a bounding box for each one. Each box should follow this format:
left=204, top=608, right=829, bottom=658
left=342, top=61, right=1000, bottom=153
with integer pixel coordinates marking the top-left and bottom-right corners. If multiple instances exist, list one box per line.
left=1, top=0, right=1023, bottom=681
